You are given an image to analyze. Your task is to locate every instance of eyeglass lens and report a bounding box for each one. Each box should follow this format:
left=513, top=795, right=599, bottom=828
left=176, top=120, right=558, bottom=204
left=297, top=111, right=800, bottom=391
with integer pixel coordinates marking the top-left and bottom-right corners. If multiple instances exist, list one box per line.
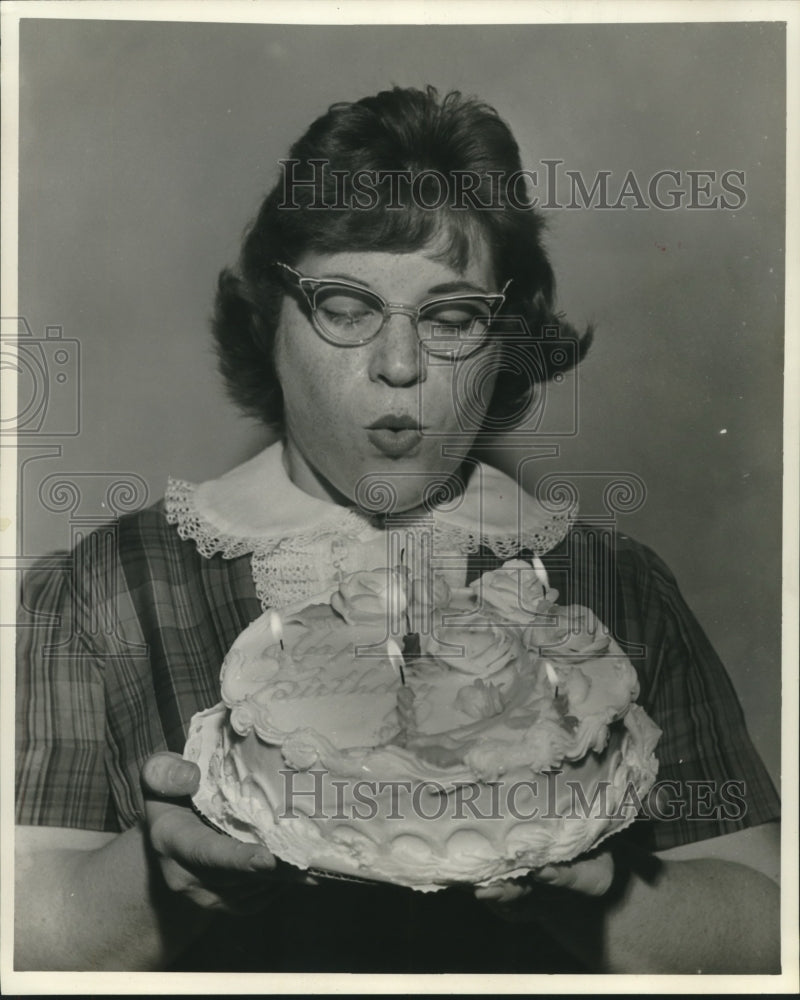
left=312, top=285, right=493, bottom=350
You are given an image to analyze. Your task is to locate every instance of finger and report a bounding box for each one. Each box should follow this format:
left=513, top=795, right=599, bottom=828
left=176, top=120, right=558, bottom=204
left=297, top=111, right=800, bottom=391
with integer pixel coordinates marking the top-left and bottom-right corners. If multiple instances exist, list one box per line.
left=181, top=884, right=280, bottom=916
left=147, top=800, right=276, bottom=874
left=141, top=752, right=201, bottom=799
left=181, top=884, right=231, bottom=911
left=474, top=880, right=532, bottom=905
left=208, top=882, right=297, bottom=916
left=475, top=881, right=537, bottom=924
left=532, top=854, right=614, bottom=897
left=181, top=864, right=318, bottom=896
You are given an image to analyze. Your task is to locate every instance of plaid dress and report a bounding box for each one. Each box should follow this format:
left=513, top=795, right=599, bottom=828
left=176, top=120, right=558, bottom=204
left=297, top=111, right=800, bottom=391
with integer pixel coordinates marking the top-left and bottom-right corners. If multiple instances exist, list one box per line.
left=16, top=500, right=779, bottom=849
left=15, top=501, right=780, bottom=972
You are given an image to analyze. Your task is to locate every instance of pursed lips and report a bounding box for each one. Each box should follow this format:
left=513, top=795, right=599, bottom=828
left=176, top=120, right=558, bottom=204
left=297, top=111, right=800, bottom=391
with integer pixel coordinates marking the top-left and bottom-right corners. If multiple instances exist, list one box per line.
left=365, top=415, right=425, bottom=457
left=366, top=415, right=423, bottom=431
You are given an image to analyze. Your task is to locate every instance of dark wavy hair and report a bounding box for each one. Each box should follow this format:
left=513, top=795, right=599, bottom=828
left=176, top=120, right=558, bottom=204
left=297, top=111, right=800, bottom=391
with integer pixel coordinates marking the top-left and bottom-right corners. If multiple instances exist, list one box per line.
left=213, top=86, right=592, bottom=430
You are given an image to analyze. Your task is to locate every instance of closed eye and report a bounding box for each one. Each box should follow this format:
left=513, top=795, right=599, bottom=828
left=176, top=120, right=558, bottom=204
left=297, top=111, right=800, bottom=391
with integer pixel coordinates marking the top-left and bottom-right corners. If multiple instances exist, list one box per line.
left=319, top=305, right=375, bottom=327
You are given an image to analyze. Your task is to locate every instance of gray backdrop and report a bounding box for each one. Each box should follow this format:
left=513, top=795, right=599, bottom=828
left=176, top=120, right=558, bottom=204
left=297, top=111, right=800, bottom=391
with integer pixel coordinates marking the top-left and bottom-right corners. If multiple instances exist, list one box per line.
left=16, top=19, right=784, bottom=782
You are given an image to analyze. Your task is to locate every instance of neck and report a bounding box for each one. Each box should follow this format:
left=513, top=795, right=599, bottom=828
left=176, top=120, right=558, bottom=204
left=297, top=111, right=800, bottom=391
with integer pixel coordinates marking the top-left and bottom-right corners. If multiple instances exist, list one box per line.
left=281, top=437, right=353, bottom=507
left=280, top=437, right=475, bottom=517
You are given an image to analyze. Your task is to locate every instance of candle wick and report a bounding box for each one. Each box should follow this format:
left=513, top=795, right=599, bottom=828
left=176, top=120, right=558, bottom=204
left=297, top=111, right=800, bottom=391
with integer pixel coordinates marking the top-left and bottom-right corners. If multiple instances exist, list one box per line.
left=279, top=638, right=285, bottom=652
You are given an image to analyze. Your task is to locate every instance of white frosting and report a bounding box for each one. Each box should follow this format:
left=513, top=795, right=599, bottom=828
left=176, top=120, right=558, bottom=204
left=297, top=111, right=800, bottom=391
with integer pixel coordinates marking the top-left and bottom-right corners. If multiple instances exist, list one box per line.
left=186, top=562, right=661, bottom=890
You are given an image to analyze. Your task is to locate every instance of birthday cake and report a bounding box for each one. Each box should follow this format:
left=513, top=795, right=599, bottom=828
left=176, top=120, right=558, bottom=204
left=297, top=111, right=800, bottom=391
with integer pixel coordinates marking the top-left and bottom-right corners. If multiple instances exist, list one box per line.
left=184, top=560, right=661, bottom=891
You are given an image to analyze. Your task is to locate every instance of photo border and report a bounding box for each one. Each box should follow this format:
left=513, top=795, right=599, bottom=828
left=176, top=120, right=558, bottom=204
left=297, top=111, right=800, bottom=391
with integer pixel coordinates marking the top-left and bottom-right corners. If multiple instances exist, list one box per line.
left=1, top=1, right=797, bottom=994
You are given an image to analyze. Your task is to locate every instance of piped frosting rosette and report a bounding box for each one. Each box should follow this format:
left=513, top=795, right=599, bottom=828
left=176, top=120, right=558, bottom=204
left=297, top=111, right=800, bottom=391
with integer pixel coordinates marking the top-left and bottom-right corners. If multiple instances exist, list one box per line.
left=185, top=560, right=661, bottom=889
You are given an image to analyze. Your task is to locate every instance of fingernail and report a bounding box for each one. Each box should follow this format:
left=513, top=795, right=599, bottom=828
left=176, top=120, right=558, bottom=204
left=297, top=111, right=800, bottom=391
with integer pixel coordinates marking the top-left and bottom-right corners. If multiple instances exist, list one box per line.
left=536, top=866, right=559, bottom=883
left=170, top=761, right=198, bottom=785
left=249, top=853, right=275, bottom=871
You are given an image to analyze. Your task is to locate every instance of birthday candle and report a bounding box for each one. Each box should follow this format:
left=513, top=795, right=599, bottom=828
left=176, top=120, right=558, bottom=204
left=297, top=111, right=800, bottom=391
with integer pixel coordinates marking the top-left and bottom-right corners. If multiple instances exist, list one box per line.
left=532, top=556, right=549, bottom=591
left=386, top=638, right=406, bottom=686
left=268, top=610, right=284, bottom=651
left=544, top=660, right=559, bottom=690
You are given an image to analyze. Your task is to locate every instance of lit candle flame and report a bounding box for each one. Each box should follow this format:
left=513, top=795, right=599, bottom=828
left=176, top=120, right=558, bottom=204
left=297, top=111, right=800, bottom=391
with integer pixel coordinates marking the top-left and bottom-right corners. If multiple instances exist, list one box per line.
left=544, top=660, right=559, bottom=690
left=386, top=638, right=406, bottom=686
left=532, top=556, right=549, bottom=591
left=268, top=610, right=284, bottom=651
left=389, top=570, right=406, bottom=635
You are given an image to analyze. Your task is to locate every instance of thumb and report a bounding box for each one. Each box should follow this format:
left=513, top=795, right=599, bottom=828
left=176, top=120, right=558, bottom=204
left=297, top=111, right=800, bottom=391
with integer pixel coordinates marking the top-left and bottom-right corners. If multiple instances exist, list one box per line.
left=141, top=751, right=201, bottom=799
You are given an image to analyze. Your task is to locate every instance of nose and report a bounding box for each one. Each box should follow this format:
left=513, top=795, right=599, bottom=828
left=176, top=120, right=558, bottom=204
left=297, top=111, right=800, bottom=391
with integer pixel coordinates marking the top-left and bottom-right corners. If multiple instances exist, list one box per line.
left=367, top=312, right=426, bottom=387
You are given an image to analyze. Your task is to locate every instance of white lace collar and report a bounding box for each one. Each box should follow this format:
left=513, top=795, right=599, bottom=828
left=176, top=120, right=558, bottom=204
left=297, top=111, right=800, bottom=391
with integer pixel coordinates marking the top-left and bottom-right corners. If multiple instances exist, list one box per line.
left=164, top=441, right=573, bottom=609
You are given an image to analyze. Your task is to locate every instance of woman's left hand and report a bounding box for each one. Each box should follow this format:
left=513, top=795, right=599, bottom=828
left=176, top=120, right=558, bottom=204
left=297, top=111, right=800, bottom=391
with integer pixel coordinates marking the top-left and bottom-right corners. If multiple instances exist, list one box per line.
left=474, top=850, right=614, bottom=916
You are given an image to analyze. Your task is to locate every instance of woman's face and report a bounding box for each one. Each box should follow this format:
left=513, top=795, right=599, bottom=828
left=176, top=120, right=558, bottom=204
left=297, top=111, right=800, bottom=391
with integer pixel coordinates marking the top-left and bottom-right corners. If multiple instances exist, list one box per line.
left=274, top=241, right=501, bottom=512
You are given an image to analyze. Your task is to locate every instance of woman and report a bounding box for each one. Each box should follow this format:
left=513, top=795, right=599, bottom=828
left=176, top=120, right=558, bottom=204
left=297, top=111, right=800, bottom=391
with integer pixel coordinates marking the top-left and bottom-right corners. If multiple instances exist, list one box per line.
left=15, top=86, right=779, bottom=973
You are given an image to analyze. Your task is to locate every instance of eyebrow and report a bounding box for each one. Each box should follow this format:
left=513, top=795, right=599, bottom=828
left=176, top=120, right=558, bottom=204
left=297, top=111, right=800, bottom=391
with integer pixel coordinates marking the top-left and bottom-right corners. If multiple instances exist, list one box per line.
left=319, top=273, right=491, bottom=297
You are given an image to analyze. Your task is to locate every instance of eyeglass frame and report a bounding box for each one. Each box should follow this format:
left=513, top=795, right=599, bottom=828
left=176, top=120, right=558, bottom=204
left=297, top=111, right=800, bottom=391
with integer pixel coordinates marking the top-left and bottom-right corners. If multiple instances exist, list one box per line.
left=272, top=260, right=512, bottom=357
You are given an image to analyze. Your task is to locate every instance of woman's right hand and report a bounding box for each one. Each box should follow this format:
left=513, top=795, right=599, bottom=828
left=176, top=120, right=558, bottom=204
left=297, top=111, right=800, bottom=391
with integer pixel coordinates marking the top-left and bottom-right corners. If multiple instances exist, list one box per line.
left=141, top=751, right=315, bottom=914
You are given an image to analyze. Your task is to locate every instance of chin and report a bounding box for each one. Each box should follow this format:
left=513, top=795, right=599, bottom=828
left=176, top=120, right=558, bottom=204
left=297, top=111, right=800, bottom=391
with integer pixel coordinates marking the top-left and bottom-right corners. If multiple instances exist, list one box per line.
left=349, top=465, right=464, bottom=517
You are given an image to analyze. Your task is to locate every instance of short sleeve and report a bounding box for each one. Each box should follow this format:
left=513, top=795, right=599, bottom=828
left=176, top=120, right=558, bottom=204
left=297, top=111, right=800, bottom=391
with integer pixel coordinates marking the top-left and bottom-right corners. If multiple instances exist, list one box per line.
left=16, top=506, right=257, bottom=835
left=615, top=537, right=780, bottom=851
left=16, top=551, right=119, bottom=832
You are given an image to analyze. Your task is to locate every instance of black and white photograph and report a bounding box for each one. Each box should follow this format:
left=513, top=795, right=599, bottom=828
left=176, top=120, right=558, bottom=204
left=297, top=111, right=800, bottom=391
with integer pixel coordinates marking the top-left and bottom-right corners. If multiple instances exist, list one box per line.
left=2, top=1, right=796, bottom=991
